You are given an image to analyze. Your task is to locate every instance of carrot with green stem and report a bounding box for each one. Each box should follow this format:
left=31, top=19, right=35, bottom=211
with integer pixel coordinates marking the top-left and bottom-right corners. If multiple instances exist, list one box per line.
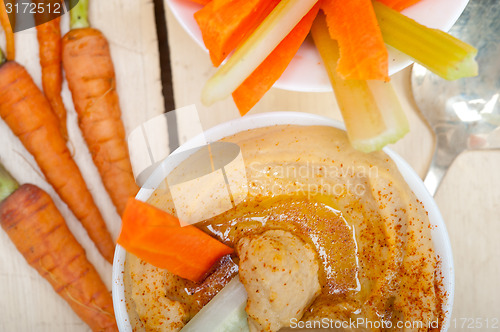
left=0, top=163, right=117, bottom=332
left=62, top=0, right=139, bottom=216
left=34, top=2, right=68, bottom=140
left=0, top=48, right=115, bottom=263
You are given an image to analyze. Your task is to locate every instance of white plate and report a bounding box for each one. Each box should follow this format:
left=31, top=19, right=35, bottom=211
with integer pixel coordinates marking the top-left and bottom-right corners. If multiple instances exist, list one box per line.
left=165, top=0, right=469, bottom=92
left=112, top=112, right=454, bottom=331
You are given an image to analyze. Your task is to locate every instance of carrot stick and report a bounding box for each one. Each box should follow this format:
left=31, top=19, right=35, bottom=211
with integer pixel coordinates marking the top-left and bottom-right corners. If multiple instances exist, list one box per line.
left=63, top=1, right=139, bottom=216
left=118, top=198, right=234, bottom=283
left=0, top=0, right=15, bottom=60
left=36, top=16, right=68, bottom=140
left=201, top=0, right=319, bottom=106
left=194, top=0, right=280, bottom=67
left=311, top=12, right=409, bottom=152
left=0, top=59, right=115, bottom=263
left=232, top=3, right=319, bottom=115
left=190, top=0, right=211, bottom=5
left=0, top=167, right=117, bottom=331
left=322, top=0, right=389, bottom=81
left=375, top=0, right=422, bottom=11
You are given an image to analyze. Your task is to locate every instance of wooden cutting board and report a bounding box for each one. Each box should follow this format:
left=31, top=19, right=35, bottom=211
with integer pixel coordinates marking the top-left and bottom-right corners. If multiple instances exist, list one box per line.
left=0, top=1, right=164, bottom=331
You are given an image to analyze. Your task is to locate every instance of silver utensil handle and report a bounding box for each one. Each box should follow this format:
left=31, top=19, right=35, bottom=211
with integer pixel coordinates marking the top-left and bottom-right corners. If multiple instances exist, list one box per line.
left=424, top=132, right=462, bottom=196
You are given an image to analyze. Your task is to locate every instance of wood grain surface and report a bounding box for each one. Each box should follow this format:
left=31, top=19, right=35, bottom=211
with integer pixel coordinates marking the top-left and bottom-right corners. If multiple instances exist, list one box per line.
left=0, top=1, right=163, bottom=331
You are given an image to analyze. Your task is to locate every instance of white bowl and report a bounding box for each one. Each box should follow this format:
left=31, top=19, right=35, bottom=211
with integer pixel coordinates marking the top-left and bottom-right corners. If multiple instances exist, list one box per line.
left=164, top=0, right=469, bottom=92
left=112, top=112, right=454, bottom=331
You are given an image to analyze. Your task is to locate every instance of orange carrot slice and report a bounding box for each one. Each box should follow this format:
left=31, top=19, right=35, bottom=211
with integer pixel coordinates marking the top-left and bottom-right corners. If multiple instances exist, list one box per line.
left=232, top=3, right=319, bottom=116
left=117, top=198, right=233, bottom=283
left=194, top=0, right=280, bottom=67
left=322, top=0, right=389, bottom=81
left=189, top=0, right=211, bottom=5
left=375, top=0, right=422, bottom=12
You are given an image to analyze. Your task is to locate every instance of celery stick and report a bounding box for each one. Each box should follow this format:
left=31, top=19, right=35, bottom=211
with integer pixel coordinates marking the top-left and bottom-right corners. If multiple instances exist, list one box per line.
left=311, top=13, right=409, bottom=153
left=201, top=0, right=318, bottom=106
left=373, top=1, right=477, bottom=80
left=181, top=276, right=249, bottom=332
left=366, top=80, right=410, bottom=150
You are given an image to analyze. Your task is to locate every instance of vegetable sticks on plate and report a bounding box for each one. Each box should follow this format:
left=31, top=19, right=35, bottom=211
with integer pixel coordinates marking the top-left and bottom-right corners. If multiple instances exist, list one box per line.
left=201, top=0, right=319, bottom=106
left=322, top=0, right=389, bottom=81
left=194, top=0, right=280, bottom=67
left=232, top=3, right=319, bottom=115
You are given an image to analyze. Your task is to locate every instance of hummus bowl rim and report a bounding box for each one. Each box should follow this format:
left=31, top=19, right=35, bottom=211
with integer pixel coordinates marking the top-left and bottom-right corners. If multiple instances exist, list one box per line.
left=112, top=111, right=455, bottom=331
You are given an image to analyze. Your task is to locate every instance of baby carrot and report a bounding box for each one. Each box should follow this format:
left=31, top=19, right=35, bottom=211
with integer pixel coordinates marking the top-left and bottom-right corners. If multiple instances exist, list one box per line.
left=62, top=0, right=139, bottom=215
left=0, top=0, right=14, bottom=60
left=0, top=165, right=117, bottom=331
left=36, top=16, right=68, bottom=140
left=0, top=57, right=115, bottom=263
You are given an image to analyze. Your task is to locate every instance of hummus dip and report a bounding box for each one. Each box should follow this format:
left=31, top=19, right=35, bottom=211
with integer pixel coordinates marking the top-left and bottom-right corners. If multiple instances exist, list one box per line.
left=123, top=125, right=444, bottom=332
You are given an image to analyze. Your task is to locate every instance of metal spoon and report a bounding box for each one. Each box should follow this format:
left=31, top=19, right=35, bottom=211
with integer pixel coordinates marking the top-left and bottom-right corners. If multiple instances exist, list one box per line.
left=411, top=0, right=500, bottom=196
